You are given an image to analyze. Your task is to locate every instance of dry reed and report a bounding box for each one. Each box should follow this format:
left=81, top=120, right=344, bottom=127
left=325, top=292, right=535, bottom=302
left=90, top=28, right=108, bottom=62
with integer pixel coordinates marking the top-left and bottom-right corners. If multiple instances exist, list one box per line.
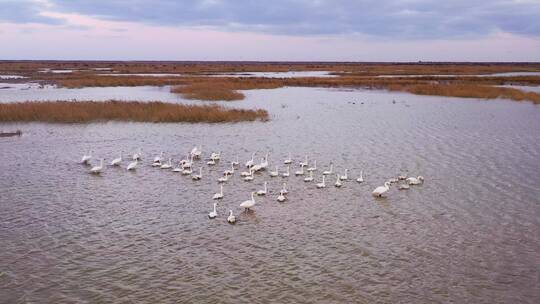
left=0, top=101, right=269, bottom=123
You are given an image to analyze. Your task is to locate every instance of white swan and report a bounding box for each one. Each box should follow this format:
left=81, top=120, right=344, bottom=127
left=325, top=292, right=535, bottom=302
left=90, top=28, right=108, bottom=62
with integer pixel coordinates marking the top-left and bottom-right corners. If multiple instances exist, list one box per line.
left=208, top=202, right=218, bottom=219
left=269, top=166, right=279, bottom=177
left=153, top=151, right=164, bottom=163
left=223, top=162, right=235, bottom=176
left=260, top=153, right=269, bottom=170
left=240, top=167, right=251, bottom=177
left=160, top=158, right=172, bottom=169
left=81, top=150, right=92, bottom=164
left=127, top=159, right=138, bottom=171
left=152, top=160, right=162, bottom=167
left=340, top=169, right=348, bottom=181
left=90, top=159, right=104, bottom=174
left=240, top=192, right=256, bottom=211
left=243, top=168, right=254, bottom=181
left=256, top=181, right=267, bottom=196
left=132, top=148, right=142, bottom=160
left=182, top=155, right=194, bottom=169
left=406, top=176, right=424, bottom=185
left=316, top=175, right=326, bottom=188
left=334, top=174, right=342, bottom=188
left=398, top=173, right=407, bottom=180
left=307, top=160, right=317, bottom=172
left=231, top=155, right=239, bottom=167
left=282, top=166, right=290, bottom=177
left=280, top=183, right=288, bottom=195
left=322, top=163, right=333, bottom=175
left=192, top=167, right=202, bottom=180
left=252, top=158, right=264, bottom=172
left=181, top=167, right=193, bottom=175
left=295, top=166, right=304, bottom=176
left=227, top=210, right=236, bottom=224
left=190, top=145, right=202, bottom=159
left=372, top=182, right=390, bottom=197
left=110, top=151, right=122, bottom=166
left=245, top=153, right=255, bottom=168
left=284, top=152, right=292, bottom=165
left=277, top=193, right=286, bottom=202
left=207, top=158, right=216, bottom=166
left=399, top=184, right=410, bottom=190
left=299, top=155, right=308, bottom=167
left=180, top=153, right=190, bottom=166
left=217, top=174, right=228, bottom=183
left=210, top=151, right=221, bottom=161
left=172, top=161, right=183, bottom=172
left=213, top=185, right=224, bottom=200
left=304, top=171, right=314, bottom=182
left=356, top=170, right=364, bottom=183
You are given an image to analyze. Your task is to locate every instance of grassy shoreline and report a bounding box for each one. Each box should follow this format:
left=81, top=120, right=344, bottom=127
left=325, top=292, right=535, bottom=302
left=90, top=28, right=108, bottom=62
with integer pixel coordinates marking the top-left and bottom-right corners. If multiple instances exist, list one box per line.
left=0, top=101, right=269, bottom=123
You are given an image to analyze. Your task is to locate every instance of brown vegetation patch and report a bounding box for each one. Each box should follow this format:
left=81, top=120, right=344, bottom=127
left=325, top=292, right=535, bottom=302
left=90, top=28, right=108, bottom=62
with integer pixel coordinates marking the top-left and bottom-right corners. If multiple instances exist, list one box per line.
left=386, top=83, right=540, bottom=104
left=0, top=101, right=269, bottom=123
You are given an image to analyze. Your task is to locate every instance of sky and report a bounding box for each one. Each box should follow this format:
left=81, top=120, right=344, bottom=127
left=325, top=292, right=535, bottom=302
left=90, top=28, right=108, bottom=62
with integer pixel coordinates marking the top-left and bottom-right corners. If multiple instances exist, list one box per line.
left=1, top=0, right=540, bottom=61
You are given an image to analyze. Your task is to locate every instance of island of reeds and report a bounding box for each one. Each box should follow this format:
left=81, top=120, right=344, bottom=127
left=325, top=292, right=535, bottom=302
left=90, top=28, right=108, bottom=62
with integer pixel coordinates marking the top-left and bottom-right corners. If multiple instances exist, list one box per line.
left=0, top=101, right=268, bottom=123
left=2, top=61, right=540, bottom=104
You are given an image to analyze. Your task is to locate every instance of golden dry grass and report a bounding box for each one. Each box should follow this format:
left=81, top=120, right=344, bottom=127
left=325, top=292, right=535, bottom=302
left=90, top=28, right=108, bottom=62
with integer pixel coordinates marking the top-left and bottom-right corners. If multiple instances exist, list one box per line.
left=386, top=83, right=540, bottom=104
left=0, top=101, right=268, bottom=123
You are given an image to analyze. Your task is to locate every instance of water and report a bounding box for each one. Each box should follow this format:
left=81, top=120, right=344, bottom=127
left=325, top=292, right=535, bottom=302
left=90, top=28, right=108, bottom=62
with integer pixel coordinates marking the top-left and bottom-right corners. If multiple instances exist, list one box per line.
left=1, top=87, right=540, bottom=303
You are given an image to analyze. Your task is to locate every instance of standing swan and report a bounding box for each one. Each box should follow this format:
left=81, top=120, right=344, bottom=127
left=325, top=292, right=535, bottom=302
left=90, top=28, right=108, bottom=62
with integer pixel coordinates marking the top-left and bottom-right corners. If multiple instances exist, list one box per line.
left=340, top=169, right=348, bottom=181
left=372, top=182, right=390, bottom=197
left=356, top=170, right=364, bottom=183
left=256, top=182, right=267, bottom=196
left=213, top=185, right=224, bottom=200
left=90, top=159, right=104, bottom=174
left=208, top=202, right=218, bottom=219
left=316, top=175, right=326, bottom=188
left=81, top=150, right=92, bottom=164
left=240, top=192, right=256, bottom=211
left=127, top=159, right=138, bottom=171
left=227, top=210, right=236, bottom=224
left=110, top=151, right=122, bottom=166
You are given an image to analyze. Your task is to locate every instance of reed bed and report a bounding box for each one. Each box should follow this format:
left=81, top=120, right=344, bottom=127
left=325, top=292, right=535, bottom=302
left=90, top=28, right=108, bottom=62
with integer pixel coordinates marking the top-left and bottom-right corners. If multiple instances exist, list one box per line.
left=0, top=101, right=269, bottom=123
left=387, top=83, right=540, bottom=104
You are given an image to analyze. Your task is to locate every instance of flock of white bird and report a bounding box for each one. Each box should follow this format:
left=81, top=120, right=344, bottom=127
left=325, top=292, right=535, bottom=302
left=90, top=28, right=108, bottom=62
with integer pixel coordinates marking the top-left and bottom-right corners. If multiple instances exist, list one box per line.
left=81, top=145, right=424, bottom=224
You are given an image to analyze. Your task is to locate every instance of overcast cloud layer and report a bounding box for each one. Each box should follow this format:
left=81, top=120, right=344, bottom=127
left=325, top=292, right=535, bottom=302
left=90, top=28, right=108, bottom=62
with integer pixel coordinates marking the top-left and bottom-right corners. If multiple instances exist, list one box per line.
left=2, top=0, right=540, bottom=39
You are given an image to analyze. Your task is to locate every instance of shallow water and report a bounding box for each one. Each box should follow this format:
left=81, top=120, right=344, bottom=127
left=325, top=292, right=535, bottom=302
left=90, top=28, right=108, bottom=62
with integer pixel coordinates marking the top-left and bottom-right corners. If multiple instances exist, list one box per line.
left=1, top=87, right=540, bottom=303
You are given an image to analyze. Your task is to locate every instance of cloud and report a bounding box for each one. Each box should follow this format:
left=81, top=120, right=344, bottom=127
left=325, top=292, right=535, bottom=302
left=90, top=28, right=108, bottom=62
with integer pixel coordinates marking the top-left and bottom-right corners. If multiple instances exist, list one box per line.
left=1, top=0, right=540, bottom=39
left=0, top=0, right=62, bottom=24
